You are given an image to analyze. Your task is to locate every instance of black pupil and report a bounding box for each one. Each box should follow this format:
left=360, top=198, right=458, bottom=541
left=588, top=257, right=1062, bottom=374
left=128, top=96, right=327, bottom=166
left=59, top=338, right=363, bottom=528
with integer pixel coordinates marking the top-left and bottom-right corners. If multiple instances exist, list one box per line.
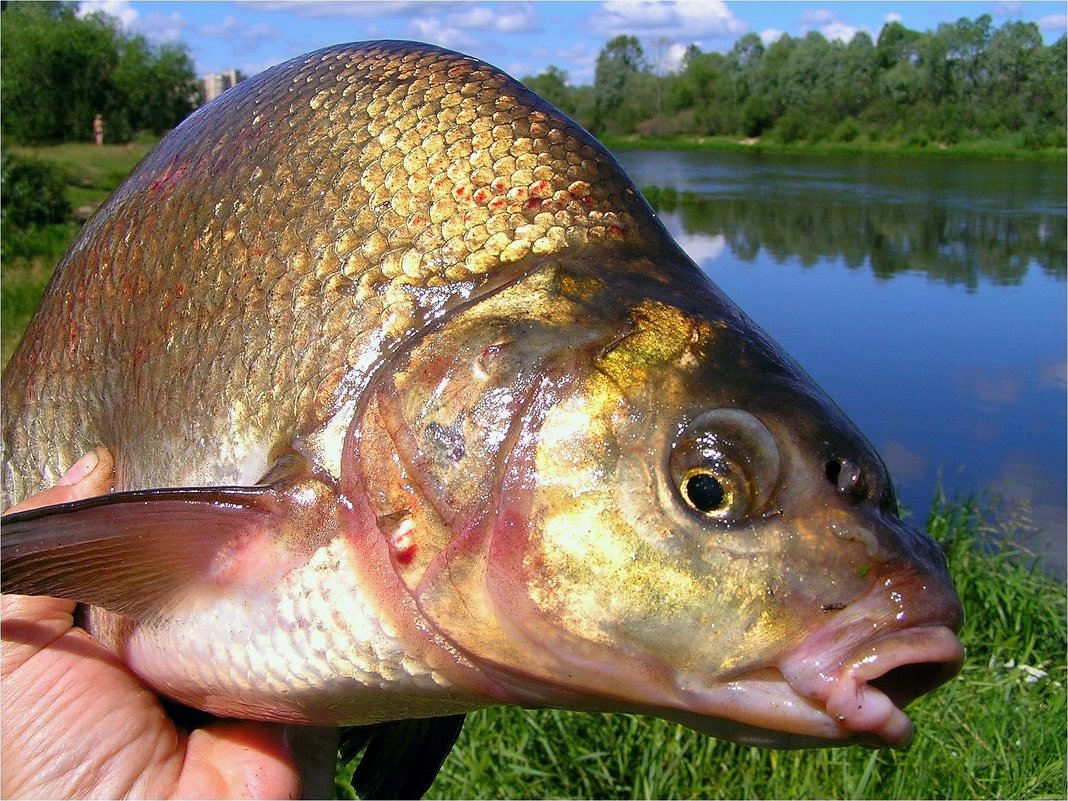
left=685, top=473, right=725, bottom=512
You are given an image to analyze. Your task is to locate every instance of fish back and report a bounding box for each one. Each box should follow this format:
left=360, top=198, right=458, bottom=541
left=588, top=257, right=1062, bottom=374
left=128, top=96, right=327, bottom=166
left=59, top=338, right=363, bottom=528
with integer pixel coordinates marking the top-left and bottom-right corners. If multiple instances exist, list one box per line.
left=1, top=41, right=663, bottom=505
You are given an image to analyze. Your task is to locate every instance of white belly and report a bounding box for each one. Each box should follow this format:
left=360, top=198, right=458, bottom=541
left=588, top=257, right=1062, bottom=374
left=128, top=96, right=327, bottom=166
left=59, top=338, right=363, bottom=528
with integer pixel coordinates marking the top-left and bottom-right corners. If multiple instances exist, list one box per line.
left=87, top=536, right=489, bottom=723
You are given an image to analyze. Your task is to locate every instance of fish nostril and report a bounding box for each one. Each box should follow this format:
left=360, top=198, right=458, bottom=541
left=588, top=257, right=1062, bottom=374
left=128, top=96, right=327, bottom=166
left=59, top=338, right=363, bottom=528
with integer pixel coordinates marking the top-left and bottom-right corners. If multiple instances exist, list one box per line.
left=825, top=457, right=867, bottom=502
left=825, top=459, right=841, bottom=484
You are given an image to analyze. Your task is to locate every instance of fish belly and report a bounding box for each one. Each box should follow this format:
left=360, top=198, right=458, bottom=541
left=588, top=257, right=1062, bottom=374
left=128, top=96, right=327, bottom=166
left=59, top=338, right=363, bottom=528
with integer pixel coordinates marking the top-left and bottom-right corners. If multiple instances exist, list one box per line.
left=89, top=535, right=476, bottom=724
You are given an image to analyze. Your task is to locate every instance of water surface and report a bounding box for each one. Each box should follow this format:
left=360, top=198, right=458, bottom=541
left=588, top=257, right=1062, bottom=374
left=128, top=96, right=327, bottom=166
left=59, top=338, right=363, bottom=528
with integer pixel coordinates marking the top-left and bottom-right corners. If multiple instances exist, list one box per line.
left=615, top=150, right=1067, bottom=575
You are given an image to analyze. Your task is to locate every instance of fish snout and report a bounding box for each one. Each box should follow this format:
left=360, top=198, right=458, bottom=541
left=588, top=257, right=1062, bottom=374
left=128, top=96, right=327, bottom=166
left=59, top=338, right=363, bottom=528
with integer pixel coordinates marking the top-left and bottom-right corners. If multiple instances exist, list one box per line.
left=779, top=523, right=965, bottom=749
left=866, top=512, right=965, bottom=634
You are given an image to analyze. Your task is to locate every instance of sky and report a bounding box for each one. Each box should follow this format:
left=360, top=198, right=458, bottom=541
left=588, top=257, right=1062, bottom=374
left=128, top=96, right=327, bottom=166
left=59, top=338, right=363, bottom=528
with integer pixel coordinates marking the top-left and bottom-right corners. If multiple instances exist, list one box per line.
left=77, top=1, right=1068, bottom=85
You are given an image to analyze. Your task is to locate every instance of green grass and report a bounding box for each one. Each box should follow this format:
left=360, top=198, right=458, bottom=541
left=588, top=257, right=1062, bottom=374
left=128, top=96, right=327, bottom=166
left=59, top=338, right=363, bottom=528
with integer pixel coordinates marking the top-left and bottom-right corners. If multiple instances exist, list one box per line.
left=0, top=222, right=78, bottom=363
left=8, top=136, right=155, bottom=205
left=603, top=133, right=1068, bottom=162
left=335, top=496, right=1066, bottom=800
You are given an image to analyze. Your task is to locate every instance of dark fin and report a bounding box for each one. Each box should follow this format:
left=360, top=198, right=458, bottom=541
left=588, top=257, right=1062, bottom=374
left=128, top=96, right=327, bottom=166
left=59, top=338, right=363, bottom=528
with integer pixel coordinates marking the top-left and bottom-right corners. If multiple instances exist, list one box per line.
left=340, top=715, right=466, bottom=800
left=339, top=725, right=376, bottom=765
left=1, top=464, right=338, bottom=616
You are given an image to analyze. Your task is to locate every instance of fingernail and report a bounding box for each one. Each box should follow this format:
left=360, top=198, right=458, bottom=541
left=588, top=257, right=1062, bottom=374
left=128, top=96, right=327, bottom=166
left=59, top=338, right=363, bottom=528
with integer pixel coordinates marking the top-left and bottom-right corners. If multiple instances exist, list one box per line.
left=58, top=450, right=100, bottom=486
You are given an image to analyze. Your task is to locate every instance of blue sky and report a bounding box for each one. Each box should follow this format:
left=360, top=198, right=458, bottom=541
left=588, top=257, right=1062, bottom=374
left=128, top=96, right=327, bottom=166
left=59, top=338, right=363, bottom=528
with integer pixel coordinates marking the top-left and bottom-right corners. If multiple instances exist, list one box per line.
left=78, top=1, right=1067, bottom=85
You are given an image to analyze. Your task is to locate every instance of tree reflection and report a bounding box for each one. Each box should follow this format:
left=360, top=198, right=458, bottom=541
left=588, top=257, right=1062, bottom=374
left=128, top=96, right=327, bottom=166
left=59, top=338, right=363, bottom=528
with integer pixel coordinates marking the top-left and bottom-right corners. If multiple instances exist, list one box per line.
left=642, top=185, right=1066, bottom=290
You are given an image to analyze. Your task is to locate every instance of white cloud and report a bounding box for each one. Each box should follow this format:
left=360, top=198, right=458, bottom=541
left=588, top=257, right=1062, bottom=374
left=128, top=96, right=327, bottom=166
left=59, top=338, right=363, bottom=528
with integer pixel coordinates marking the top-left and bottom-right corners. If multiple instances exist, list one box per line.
left=77, top=0, right=138, bottom=27
left=402, top=3, right=541, bottom=55
left=883, top=13, right=903, bottom=24
left=822, top=21, right=861, bottom=43
left=760, top=28, right=785, bottom=45
left=666, top=41, right=690, bottom=71
left=993, top=1, right=1022, bottom=17
left=245, top=1, right=465, bottom=19
left=799, top=8, right=864, bottom=43
left=1039, top=13, right=1067, bottom=34
left=200, top=15, right=276, bottom=42
left=800, top=8, right=836, bottom=26
left=448, top=3, right=540, bottom=33
left=79, top=1, right=187, bottom=43
left=139, top=11, right=188, bottom=42
left=521, top=42, right=598, bottom=85
left=405, top=18, right=477, bottom=52
left=238, top=55, right=292, bottom=80
left=592, top=1, right=747, bottom=40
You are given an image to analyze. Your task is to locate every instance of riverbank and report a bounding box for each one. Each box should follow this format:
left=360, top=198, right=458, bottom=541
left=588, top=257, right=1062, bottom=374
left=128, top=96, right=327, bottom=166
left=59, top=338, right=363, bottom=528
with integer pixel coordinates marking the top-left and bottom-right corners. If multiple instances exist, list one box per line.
left=603, top=133, right=1068, bottom=162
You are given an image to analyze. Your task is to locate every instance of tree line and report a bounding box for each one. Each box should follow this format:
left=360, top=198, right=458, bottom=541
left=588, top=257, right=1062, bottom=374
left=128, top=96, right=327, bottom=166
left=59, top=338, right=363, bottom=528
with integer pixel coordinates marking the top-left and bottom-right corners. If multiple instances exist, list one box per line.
left=1, top=5, right=1062, bottom=151
left=1, top=1, right=198, bottom=145
left=524, top=16, right=1067, bottom=149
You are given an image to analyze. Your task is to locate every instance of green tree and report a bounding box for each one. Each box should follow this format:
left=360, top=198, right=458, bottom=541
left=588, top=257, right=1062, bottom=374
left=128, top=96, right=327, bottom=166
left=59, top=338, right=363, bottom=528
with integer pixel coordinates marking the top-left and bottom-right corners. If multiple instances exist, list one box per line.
left=521, top=66, right=577, bottom=116
left=2, top=3, right=117, bottom=143
left=876, top=20, right=922, bottom=69
left=1, top=2, right=196, bottom=144
left=671, top=47, right=736, bottom=135
left=592, top=35, right=647, bottom=134
left=753, top=33, right=796, bottom=122
left=835, top=33, right=877, bottom=119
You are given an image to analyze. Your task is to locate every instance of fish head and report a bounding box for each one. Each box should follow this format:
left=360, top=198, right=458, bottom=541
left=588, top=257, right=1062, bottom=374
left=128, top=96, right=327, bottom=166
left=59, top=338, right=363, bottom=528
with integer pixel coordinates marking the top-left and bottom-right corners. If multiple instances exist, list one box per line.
left=353, top=247, right=963, bottom=749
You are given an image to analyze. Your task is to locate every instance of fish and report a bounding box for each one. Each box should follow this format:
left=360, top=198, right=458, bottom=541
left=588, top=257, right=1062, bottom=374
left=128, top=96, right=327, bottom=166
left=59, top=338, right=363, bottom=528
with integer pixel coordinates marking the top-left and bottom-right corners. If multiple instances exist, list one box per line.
left=1, top=40, right=964, bottom=797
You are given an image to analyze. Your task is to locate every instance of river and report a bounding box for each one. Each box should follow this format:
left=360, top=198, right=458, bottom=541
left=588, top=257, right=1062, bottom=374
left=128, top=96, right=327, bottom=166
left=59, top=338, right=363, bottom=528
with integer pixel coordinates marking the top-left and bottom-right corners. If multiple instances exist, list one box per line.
left=614, top=149, right=1067, bottom=576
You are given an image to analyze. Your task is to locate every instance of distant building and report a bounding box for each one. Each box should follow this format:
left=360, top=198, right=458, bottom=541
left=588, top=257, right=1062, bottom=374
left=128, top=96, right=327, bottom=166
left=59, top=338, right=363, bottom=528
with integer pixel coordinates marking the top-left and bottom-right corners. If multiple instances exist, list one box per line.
left=201, top=69, right=245, bottom=104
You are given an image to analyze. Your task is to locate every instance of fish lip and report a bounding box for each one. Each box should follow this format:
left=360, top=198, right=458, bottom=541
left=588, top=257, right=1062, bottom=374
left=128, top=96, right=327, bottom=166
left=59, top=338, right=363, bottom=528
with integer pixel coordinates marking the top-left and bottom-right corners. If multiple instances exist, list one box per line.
left=775, top=624, right=965, bottom=748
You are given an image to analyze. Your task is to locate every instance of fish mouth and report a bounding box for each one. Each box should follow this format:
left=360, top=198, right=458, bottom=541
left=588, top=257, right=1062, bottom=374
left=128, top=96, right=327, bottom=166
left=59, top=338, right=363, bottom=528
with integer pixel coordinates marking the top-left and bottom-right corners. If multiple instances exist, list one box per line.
left=819, top=625, right=965, bottom=745
left=669, top=624, right=965, bottom=749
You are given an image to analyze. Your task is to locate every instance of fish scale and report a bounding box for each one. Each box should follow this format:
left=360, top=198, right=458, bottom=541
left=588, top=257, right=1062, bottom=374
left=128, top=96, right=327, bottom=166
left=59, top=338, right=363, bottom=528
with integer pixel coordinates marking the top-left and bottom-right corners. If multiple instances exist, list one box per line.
left=114, top=535, right=473, bottom=723
left=2, top=40, right=655, bottom=501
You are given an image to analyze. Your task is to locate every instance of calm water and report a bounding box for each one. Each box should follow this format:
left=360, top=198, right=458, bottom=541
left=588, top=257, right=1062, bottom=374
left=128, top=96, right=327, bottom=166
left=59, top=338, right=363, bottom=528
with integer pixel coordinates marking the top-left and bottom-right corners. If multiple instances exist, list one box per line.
left=614, top=150, right=1067, bottom=575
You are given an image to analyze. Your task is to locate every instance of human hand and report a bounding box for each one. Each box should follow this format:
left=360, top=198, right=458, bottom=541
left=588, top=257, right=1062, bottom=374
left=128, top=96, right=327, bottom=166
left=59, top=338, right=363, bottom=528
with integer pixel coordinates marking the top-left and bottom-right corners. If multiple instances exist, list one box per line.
left=1, top=449, right=339, bottom=798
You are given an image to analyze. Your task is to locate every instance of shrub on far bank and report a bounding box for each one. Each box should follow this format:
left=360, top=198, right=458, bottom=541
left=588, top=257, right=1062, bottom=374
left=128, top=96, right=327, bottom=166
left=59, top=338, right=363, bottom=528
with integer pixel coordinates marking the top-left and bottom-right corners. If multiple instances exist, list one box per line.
left=1, top=153, right=70, bottom=232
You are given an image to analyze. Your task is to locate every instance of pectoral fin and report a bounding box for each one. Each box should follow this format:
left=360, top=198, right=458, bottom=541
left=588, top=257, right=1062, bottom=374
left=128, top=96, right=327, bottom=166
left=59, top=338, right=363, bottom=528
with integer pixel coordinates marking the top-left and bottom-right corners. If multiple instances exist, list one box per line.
left=1, top=471, right=339, bottom=617
left=339, top=714, right=466, bottom=800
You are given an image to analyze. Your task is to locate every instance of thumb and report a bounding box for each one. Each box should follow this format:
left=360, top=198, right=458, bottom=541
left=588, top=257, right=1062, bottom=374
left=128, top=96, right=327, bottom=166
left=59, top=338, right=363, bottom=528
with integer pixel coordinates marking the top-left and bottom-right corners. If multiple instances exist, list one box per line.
left=6, top=448, right=115, bottom=513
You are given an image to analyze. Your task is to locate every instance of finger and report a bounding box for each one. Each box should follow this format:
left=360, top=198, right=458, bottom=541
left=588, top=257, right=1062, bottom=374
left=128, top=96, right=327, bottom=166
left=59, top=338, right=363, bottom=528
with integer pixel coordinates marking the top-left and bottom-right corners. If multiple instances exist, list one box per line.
left=175, top=721, right=339, bottom=800
left=6, top=448, right=115, bottom=514
left=0, top=594, right=79, bottom=674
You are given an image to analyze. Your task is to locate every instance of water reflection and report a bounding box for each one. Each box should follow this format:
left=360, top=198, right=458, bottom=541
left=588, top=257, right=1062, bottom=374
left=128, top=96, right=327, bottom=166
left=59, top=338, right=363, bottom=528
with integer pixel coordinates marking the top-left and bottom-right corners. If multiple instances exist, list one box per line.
left=1040, top=357, right=1067, bottom=391
left=954, top=367, right=1023, bottom=409
left=641, top=187, right=1066, bottom=290
left=879, top=440, right=928, bottom=483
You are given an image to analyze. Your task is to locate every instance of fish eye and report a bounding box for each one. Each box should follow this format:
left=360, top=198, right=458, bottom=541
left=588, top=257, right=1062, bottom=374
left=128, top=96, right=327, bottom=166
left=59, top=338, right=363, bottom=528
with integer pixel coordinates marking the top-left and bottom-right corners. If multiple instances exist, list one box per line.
left=670, top=409, right=781, bottom=523
left=680, top=469, right=731, bottom=515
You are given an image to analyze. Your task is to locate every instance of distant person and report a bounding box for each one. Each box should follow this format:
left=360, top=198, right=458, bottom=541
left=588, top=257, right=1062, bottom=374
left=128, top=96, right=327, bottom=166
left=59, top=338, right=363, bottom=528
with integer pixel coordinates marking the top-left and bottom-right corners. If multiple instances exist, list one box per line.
left=93, top=114, right=104, bottom=146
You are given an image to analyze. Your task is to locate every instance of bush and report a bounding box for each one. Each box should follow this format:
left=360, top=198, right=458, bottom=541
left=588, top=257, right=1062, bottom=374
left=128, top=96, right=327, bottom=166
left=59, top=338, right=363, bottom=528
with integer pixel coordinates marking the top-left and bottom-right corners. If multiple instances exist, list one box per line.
left=833, top=117, right=861, bottom=142
left=1, top=153, right=70, bottom=231
left=741, top=96, right=773, bottom=137
left=1022, top=124, right=1066, bottom=150
left=773, top=108, right=809, bottom=144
